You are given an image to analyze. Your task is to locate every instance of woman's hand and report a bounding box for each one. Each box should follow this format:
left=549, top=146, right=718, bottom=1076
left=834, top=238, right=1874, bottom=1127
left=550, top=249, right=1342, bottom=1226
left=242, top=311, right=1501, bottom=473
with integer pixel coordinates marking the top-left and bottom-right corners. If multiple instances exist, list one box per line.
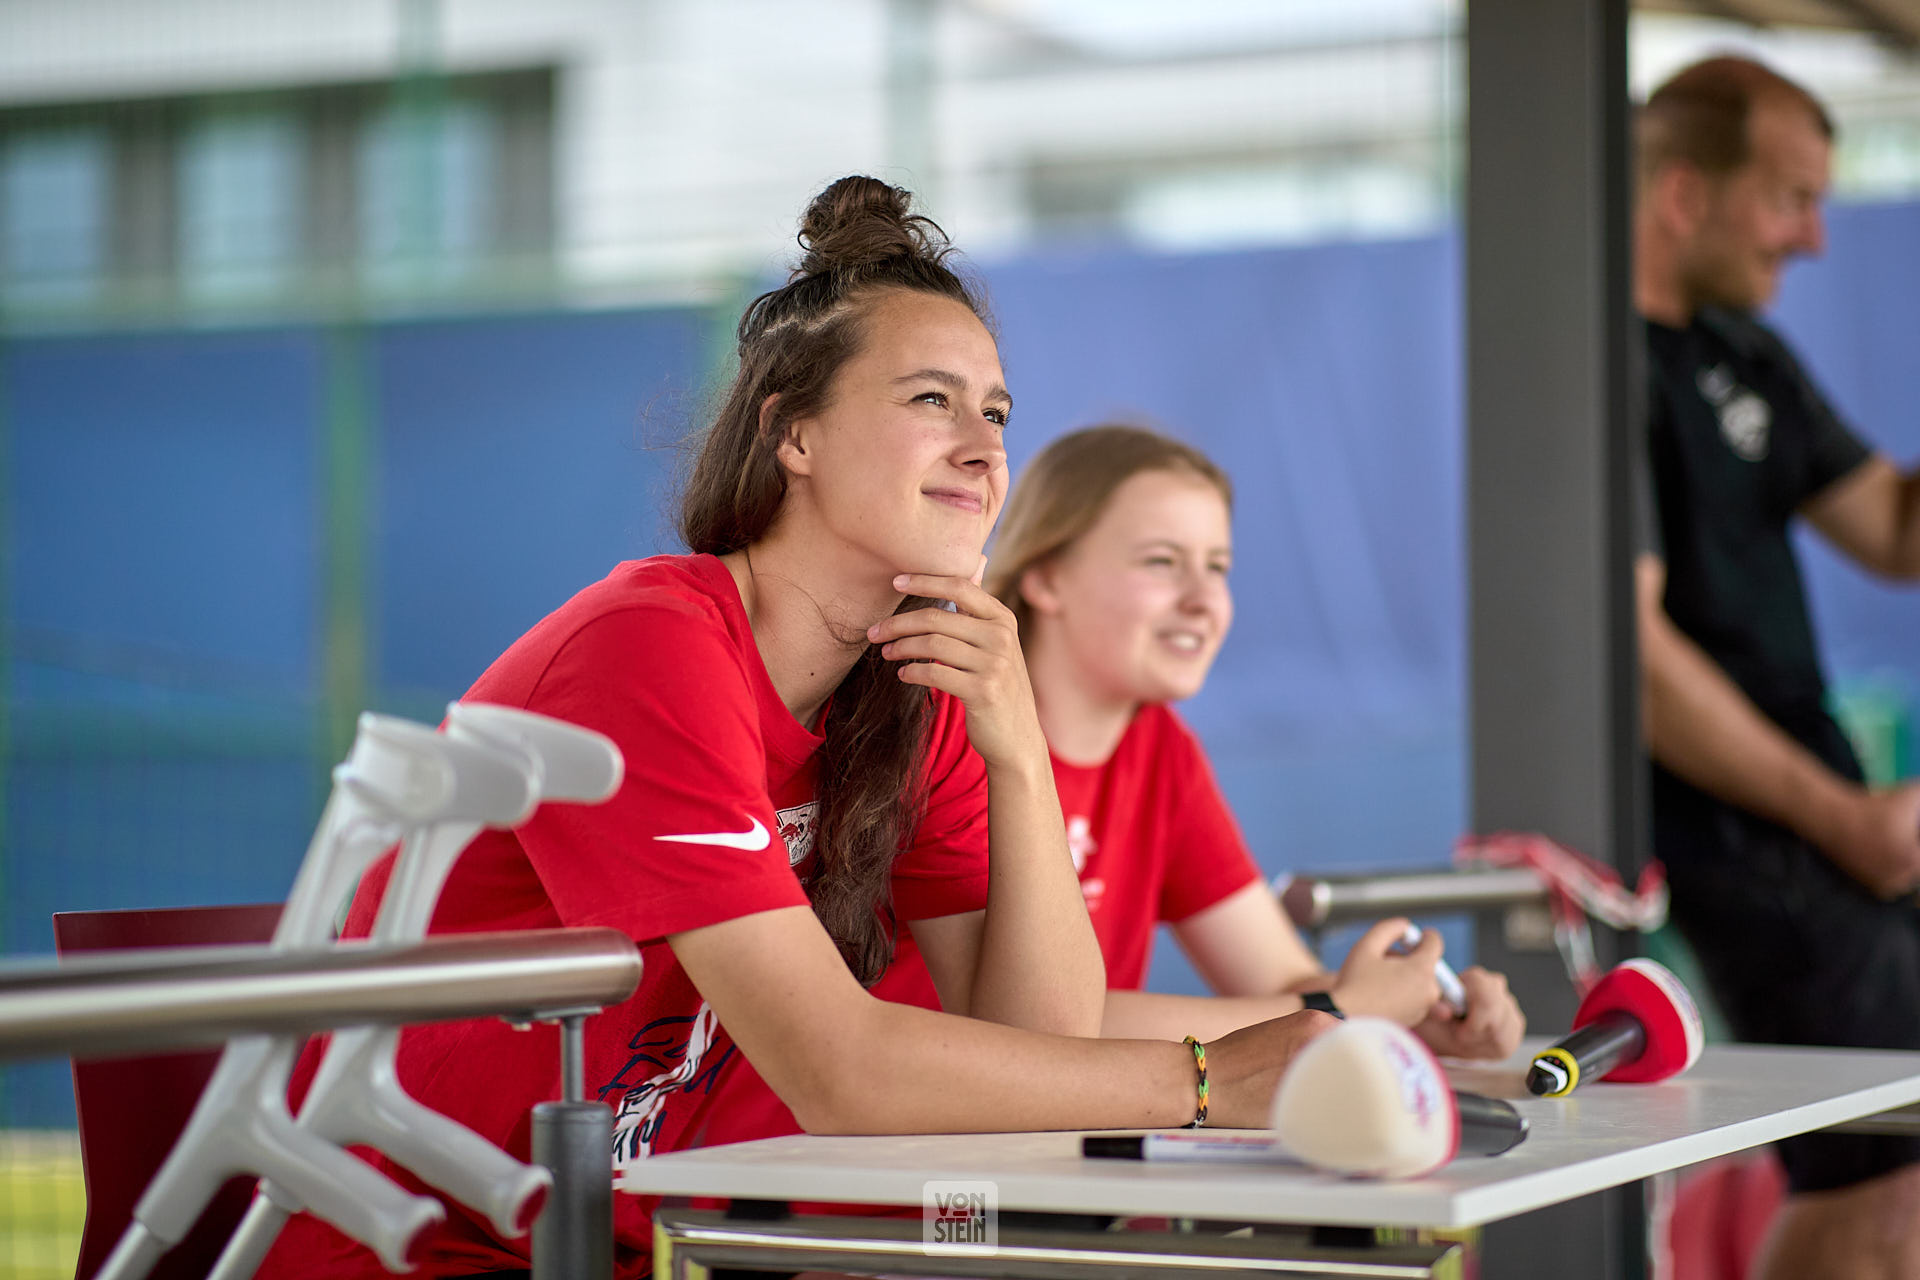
left=871, top=571, right=1047, bottom=772
left=1199, top=1009, right=1340, bottom=1128
left=876, top=566, right=1104, bottom=1035
left=1412, top=967, right=1526, bottom=1061
left=1327, top=918, right=1444, bottom=1025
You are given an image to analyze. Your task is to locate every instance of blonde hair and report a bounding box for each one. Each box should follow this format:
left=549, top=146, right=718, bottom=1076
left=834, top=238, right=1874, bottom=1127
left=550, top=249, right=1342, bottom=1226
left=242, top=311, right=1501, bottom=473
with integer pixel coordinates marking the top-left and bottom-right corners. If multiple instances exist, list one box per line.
left=986, top=424, right=1232, bottom=638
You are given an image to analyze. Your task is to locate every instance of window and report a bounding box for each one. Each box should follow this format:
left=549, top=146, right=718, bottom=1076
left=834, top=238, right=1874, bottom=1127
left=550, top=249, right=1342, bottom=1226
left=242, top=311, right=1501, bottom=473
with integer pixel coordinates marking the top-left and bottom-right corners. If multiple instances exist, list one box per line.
left=357, top=95, right=497, bottom=286
left=0, top=69, right=552, bottom=314
left=179, top=109, right=306, bottom=299
left=0, top=126, right=111, bottom=304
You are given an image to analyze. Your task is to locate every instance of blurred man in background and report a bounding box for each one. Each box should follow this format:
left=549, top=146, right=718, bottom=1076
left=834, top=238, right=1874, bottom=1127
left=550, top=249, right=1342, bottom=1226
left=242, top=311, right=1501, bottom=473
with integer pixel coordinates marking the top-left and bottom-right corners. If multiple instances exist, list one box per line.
left=1635, top=55, right=1920, bottom=1280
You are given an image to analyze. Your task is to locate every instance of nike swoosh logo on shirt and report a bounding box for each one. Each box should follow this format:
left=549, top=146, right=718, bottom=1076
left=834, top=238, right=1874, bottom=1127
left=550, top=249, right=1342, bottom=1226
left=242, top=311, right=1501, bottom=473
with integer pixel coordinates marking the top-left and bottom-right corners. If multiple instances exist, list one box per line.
left=653, top=817, right=771, bottom=852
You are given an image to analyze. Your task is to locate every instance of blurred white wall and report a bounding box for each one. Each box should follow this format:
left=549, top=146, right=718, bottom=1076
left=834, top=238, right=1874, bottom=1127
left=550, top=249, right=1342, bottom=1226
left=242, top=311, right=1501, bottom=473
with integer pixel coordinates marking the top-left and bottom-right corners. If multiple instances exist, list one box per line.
left=1, top=0, right=1916, bottom=311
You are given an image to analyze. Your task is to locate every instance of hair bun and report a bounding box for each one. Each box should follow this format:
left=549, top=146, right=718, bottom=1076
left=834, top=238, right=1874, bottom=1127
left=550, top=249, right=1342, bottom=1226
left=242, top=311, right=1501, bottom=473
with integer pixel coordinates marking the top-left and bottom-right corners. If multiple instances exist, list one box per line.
left=795, top=175, right=951, bottom=277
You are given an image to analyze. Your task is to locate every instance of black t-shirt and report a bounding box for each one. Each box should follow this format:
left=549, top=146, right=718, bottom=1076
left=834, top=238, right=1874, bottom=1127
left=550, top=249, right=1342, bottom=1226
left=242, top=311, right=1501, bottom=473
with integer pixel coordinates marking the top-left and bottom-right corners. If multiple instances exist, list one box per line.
left=1643, top=307, right=1871, bottom=757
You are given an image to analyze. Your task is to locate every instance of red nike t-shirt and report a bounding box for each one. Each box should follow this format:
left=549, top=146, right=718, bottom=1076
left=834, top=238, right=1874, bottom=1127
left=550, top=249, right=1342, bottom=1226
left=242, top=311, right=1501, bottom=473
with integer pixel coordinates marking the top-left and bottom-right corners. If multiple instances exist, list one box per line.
left=1052, top=701, right=1263, bottom=987
left=700, top=700, right=1262, bottom=1152
left=260, top=554, right=990, bottom=1279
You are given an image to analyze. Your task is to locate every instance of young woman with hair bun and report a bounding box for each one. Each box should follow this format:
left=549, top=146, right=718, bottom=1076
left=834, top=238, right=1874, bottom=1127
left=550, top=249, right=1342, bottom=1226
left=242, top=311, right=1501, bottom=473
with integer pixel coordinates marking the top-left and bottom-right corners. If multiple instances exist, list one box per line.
left=259, top=180, right=1330, bottom=1280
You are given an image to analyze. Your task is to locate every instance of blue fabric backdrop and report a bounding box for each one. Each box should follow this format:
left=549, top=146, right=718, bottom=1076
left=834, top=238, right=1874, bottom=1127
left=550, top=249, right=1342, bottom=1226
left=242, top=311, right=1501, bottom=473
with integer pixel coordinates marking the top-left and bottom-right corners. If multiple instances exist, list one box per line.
left=2, top=199, right=1915, bottom=1124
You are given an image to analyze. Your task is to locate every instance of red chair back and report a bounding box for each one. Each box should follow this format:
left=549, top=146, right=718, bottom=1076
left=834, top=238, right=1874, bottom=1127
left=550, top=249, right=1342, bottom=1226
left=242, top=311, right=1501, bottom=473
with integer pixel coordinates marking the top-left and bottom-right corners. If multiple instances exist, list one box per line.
left=53, top=903, right=284, bottom=1280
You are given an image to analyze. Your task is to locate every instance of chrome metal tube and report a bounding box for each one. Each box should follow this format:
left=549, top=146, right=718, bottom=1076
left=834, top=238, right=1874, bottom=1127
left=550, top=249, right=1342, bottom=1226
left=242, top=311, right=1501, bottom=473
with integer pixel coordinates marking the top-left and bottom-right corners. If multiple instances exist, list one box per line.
left=1277, top=868, right=1548, bottom=929
left=654, top=1211, right=1461, bottom=1280
left=0, top=928, right=640, bottom=1062
left=1833, top=1103, right=1920, bottom=1137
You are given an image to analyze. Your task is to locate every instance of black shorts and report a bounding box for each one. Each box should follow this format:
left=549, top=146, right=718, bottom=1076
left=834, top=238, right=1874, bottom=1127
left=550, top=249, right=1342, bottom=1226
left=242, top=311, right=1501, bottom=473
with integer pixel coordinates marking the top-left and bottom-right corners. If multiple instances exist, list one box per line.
left=1656, top=781, right=1920, bottom=1194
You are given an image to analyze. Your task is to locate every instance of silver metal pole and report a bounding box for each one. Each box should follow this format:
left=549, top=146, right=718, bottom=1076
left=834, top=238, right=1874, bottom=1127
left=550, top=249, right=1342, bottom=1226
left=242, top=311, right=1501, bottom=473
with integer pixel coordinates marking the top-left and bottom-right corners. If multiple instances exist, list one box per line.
left=0, top=928, right=640, bottom=1062
left=1277, top=869, right=1547, bottom=930
left=531, top=1012, right=612, bottom=1279
left=561, top=1013, right=587, bottom=1105
left=532, top=1018, right=613, bottom=1280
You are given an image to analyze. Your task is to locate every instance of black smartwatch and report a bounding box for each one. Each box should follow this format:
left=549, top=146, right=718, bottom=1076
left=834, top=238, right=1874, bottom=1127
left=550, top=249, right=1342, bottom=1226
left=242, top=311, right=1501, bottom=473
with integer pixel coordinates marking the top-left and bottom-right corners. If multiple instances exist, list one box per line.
left=1301, top=991, right=1346, bottom=1019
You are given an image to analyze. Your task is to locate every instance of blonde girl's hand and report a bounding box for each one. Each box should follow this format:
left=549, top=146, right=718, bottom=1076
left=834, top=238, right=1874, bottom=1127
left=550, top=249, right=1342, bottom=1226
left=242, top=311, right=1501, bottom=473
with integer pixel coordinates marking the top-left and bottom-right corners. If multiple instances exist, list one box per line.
left=869, top=571, right=1047, bottom=772
left=1412, top=967, right=1526, bottom=1061
left=1327, top=918, right=1444, bottom=1026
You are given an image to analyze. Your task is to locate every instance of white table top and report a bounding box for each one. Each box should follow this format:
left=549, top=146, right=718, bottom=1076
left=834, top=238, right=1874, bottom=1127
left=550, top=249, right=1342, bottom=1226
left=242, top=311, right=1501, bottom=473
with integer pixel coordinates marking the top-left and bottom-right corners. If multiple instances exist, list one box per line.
left=620, top=1042, right=1920, bottom=1230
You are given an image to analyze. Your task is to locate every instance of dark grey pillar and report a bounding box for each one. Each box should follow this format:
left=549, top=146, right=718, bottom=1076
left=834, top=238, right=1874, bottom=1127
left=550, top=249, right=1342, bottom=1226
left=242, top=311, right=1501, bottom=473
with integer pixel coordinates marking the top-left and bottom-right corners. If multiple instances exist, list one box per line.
left=1465, top=1, right=1646, bottom=1276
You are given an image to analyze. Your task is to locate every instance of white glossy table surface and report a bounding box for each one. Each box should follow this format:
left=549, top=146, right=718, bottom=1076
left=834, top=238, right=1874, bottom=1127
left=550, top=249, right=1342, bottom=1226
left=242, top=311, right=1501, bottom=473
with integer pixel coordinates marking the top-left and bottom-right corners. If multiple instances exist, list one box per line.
left=620, top=1042, right=1920, bottom=1229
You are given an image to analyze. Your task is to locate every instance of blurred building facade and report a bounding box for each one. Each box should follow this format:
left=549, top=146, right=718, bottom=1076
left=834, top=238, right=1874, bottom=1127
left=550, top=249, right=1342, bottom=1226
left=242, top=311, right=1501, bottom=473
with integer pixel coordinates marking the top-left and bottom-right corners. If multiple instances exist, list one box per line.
left=5, top=0, right=1920, bottom=321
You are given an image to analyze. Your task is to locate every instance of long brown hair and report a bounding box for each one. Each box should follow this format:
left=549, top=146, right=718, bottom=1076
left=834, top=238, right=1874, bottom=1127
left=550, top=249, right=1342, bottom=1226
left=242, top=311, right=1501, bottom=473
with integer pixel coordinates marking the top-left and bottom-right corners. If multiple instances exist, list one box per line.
left=679, top=175, right=989, bottom=985
left=984, top=424, right=1232, bottom=638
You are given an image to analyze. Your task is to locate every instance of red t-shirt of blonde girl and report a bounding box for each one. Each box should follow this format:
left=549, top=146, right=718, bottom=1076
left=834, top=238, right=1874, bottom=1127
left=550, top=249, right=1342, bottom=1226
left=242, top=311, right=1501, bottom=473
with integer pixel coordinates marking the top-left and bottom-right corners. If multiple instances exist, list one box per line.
left=1046, top=702, right=1265, bottom=986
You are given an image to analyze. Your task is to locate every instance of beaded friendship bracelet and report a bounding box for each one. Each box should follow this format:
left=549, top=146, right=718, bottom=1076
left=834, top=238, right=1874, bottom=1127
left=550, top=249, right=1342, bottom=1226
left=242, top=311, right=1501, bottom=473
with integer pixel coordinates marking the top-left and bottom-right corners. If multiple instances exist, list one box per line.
left=1183, top=1035, right=1209, bottom=1127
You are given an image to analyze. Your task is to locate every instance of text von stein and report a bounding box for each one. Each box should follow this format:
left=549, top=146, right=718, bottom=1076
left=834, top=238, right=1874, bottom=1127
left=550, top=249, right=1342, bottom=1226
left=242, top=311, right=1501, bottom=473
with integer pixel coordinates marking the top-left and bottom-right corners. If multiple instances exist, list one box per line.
left=933, top=1191, right=988, bottom=1243
left=922, top=1180, right=998, bottom=1254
